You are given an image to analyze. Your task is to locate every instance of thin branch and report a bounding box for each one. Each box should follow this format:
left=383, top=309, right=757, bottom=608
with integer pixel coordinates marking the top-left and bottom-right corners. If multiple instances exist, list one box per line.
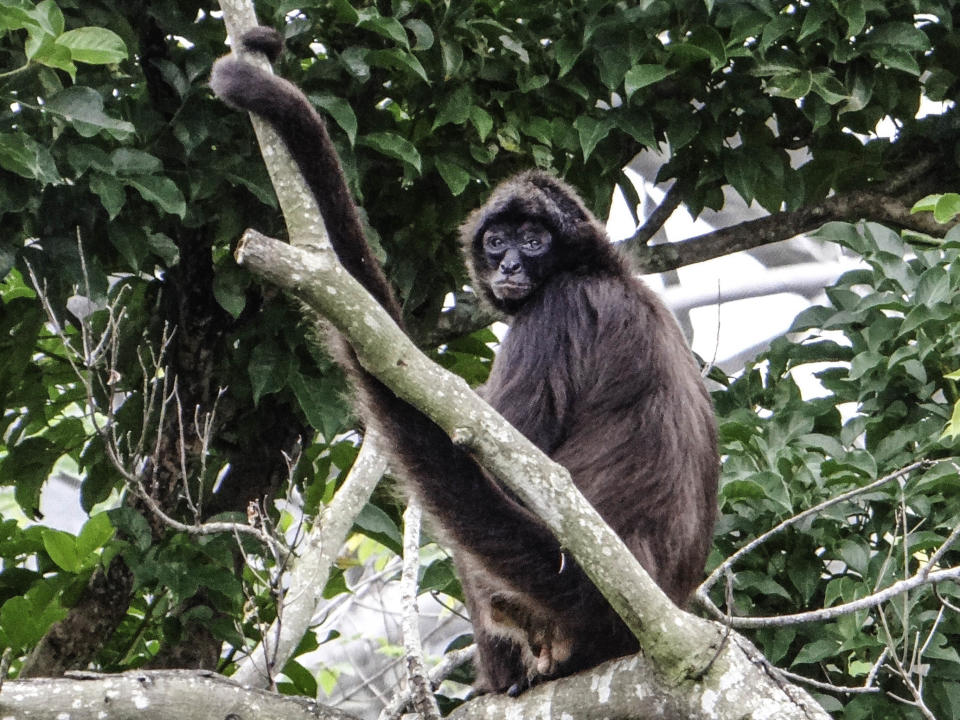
left=705, top=562, right=960, bottom=630
left=921, top=517, right=960, bottom=581
left=878, top=608, right=938, bottom=720
left=632, top=182, right=683, bottom=246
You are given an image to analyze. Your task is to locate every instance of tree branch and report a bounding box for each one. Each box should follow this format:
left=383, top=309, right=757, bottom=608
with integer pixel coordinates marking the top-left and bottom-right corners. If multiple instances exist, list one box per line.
left=0, top=671, right=359, bottom=720
left=392, top=499, right=442, bottom=720
left=632, top=181, right=683, bottom=246
left=628, top=190, right=956, bottom=274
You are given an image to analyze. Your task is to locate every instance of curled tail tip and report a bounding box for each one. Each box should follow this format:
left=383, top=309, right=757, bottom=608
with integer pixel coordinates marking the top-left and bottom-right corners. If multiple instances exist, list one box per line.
left=239, top=26, right=283, bottom=63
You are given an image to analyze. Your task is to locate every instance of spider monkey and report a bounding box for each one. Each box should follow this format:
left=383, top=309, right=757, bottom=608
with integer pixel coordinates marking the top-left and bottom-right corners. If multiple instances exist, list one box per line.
left=211, top=27, right=718, bottom=695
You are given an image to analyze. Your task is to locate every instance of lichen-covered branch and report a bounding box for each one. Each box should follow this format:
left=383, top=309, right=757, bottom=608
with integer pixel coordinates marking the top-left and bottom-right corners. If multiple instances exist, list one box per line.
left=0, top=670, right=359, bottom=720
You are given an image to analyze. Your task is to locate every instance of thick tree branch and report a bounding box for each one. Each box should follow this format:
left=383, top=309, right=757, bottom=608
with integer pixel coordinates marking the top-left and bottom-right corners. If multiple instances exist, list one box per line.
left=629, top=190, right=956, bottom=274
left=0, top=671, right=359, bottom=720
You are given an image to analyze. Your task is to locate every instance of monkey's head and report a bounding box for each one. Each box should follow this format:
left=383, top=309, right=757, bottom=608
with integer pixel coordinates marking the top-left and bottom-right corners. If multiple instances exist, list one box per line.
left=460, top=170, right=620, bottom=314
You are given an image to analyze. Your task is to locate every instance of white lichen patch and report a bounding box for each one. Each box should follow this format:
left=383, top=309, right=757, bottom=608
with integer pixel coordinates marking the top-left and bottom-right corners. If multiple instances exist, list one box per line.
left=700, top=688, right=719, bottom=718
left=325, top=285, right=336, bottom=294
left=131, top=689, right=151, bottom=710
left=56, top=714, right=71, bottom=720
left=590, top=662, right=616, bottom=703
left=751, top=700, right=788, bottom=720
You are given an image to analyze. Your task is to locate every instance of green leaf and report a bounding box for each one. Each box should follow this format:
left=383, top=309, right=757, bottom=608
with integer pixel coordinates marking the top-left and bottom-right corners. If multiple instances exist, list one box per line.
left=44, top=86, right=135, bottom=138
left=934, top=193, right=960, bottom=224
left=596, top=43, right=631, bottom=90
left=281, top=659, right=319, bottom=697
left=872, top=48, right=920, bottom=76
left=573, top=115, right=614, bottom=162
left=440, top=39, right=463, bottom=78
left=0, top=595, right=66, bottom=650
left=107, top=507, right=152, bottom=552
left=499, top=34, right=528, bottom=64
left=624, top=64, right=674, bottom=99
left=433, top=86, right=472, bottom=129
left=248, top=340, right=290, bottom=405
left=110, top=148, right=162, bottom=175
left=29, top=0, right=63, bottom=36
left=435, top=157, right=471, bottom=196
left=810, top=72, right=848, bottom=105
left=767, top=71, right=812, bottom=100
left=792, top=638, right=839, bottom=666
left=0, top=437, right=61, bottom=518
left=56, top=27, right=127, bottom=65
left=469, top=106, right=493, bottom=141
left=797, top=3, right=829, bottom=42
left=0, top=131, right=61, bottom=184
left=915, top=266, right=950, bottom=305
left=358, top=13, right=409, bottom=49
left=861, top=22, right=931, bottom=53
left=42, top=528, right=81, bottom=573
left=404, top=19, right=434, bottom=51
left=366, top=48, right=429, bottom=83
left=77, top=513, right=114, bottom=557
left=147, top=233, right=180, bottom=266
left=312, top=95, right=358, bottom=146
left=554, top=35, right=581, bottom=77
left=212, top=263, right=249, bottom=318
left=677, top=25, right=726, bottom=70
left=0, top=3, right=38, bottom=33
left=360, top=132, right=422, bottom=173
left=288, top=370, right=350, bottom=441
left=353, top=503, right=402, bottom=553
left=849, top=350, right=882, bottom=380
left=124, top=176, right=186, bottom=218
left=28, top=32, right=75, bottom=76
left=90, top=173, right=127, bottom=220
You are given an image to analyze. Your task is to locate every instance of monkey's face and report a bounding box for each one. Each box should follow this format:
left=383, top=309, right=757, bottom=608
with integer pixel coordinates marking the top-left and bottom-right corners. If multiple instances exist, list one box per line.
left=481, top=219, right=554, bottom=305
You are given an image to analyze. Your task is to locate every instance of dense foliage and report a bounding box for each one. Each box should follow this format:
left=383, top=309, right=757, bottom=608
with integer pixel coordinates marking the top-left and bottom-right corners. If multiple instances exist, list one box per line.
left=711, top=207, right=960, bottom=719
left=1, top=0, right=959, bottom=717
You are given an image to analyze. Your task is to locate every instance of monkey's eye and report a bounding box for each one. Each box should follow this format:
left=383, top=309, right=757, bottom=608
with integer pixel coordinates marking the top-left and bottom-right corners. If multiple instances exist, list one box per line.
left=522, top=237, right=542, bottom=250
left=484, top=233, right=505, bottom=250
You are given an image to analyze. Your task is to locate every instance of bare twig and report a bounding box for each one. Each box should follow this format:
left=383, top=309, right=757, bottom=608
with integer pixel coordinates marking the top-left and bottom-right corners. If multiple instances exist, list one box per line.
left=878, top=608, right=938, bottom=720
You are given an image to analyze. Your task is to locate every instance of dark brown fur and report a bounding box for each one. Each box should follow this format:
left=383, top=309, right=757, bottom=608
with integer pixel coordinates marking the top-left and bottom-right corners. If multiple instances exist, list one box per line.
left=211, top=29, right=718, bottom=695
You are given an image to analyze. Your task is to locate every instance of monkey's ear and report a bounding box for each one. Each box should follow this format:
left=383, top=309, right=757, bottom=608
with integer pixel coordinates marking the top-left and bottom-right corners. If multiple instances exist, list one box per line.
left=238, top=26, right=284, bottom=63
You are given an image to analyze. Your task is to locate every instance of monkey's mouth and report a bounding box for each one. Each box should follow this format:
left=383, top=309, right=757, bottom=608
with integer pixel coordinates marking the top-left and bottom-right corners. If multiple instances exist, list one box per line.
left=493, top=281, right=532, bottom=300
